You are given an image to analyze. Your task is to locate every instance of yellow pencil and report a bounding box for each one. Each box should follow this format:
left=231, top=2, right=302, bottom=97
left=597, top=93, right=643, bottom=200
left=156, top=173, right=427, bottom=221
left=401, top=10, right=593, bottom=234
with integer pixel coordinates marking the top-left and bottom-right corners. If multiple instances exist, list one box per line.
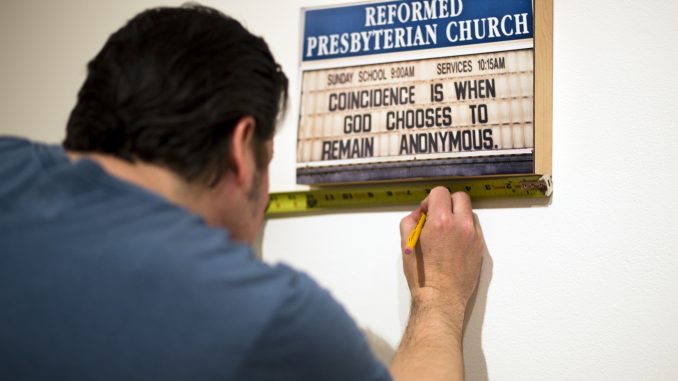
left=404, top=212, right=426, bottom=255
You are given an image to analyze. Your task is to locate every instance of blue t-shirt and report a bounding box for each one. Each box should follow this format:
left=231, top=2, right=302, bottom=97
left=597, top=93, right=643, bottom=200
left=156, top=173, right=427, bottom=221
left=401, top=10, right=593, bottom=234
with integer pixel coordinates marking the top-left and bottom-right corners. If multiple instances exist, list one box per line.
left=0, top=137, right=391, bottom=381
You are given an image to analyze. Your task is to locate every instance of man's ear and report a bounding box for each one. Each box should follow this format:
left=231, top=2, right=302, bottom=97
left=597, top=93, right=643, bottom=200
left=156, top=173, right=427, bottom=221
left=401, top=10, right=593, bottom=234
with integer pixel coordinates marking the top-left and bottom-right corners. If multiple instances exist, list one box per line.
left=229, top=116, right=256, bottom=186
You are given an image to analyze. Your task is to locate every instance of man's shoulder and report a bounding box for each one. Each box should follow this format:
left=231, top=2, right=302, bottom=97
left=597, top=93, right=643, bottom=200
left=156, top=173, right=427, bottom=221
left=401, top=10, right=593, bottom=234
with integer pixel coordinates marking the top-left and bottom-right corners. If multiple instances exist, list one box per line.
left=0, top=135, right=41, bottom=153
left=0, top=135, right=30, bottom=150
left=0, top=136, right=65, bottom=168
left=0, top=137, right=57, bottom=200
left=0, top=136, right=32, bottom=179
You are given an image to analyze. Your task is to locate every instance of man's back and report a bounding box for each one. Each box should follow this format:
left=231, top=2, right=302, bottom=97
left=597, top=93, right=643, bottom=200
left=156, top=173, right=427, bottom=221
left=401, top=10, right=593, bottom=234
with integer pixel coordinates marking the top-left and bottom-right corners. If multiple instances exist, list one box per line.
left=0, top=137, right=390, bottom=380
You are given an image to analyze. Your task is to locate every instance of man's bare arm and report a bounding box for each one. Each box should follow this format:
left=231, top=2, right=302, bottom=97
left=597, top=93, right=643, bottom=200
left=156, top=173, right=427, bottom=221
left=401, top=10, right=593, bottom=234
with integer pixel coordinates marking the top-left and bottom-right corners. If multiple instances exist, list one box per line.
left=389, top=188, right=486, bottom=381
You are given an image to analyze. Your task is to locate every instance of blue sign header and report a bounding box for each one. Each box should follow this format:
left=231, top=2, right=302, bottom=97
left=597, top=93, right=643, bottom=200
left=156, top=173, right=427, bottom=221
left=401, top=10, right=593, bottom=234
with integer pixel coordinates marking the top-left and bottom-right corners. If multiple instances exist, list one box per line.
left=302, top=0, right=533, bottom=61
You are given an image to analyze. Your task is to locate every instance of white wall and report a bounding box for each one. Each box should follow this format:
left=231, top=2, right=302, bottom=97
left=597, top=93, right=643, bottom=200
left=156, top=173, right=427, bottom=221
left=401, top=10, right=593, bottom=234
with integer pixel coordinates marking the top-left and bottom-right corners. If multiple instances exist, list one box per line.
left=2, top=1, right=678, bottom=380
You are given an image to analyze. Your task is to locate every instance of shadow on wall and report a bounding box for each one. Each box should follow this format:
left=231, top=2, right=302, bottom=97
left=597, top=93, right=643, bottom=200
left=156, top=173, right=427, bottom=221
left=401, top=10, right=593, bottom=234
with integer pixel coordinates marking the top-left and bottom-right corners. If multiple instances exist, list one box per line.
left=463, top=249, right=494, bottom=381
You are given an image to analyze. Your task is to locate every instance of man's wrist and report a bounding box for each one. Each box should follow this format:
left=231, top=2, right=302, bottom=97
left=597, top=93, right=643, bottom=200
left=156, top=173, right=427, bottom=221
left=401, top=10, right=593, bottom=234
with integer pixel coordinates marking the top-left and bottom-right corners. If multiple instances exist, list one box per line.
left=409, top=287, right=467, bottom=342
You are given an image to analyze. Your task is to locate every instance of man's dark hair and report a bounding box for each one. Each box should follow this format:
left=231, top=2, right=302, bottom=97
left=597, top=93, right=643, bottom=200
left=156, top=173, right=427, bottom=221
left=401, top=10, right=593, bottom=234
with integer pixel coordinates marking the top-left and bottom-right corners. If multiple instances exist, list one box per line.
left=63, top=4, right=288, bottom=185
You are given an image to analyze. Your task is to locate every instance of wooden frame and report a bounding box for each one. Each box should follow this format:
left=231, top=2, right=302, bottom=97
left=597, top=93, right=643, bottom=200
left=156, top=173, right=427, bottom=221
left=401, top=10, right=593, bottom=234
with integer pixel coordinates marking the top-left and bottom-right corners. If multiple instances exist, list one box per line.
left=534, top=0, right=553, bottom=175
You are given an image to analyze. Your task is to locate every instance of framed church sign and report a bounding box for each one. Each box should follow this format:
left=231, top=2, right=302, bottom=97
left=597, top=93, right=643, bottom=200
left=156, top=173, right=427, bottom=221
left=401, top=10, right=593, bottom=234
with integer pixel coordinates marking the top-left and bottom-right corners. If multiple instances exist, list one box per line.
left=297, top=0, right=552, bottom=184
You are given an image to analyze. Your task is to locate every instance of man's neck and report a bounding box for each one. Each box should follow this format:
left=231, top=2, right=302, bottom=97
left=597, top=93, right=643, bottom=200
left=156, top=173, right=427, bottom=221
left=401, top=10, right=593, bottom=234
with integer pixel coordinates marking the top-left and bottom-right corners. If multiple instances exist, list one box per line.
left=66, top=151, right=210, bottom=220
left=66, top=151, right=257, bottom=244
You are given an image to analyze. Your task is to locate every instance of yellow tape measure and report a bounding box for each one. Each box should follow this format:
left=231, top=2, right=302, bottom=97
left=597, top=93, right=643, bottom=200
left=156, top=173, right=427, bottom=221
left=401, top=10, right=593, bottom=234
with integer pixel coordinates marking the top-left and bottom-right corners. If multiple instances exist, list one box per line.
left=266, top=174, right=552, bottom=216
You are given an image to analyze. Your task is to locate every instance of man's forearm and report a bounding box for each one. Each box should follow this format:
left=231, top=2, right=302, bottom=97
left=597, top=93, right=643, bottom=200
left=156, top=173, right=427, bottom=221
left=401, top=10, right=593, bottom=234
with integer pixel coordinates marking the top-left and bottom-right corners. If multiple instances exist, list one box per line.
left=389, top=294, right=466, bottom=381
left=393, top=189, right=485, bottom=381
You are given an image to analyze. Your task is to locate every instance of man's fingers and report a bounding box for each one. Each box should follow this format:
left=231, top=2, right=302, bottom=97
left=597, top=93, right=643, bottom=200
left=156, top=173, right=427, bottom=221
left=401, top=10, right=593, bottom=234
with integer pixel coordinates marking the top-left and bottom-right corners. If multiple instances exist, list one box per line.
left=424, top=186, right=452, bottom=221
left=451, top=191, right=473, bottom=218
left=400, top=207, right=423, bottom=248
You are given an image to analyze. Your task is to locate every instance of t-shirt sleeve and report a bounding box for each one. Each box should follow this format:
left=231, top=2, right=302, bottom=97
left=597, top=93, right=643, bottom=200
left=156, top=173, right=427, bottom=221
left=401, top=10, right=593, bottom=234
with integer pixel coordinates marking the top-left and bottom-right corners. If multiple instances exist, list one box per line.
left=233, top=268, right=393, bottom=381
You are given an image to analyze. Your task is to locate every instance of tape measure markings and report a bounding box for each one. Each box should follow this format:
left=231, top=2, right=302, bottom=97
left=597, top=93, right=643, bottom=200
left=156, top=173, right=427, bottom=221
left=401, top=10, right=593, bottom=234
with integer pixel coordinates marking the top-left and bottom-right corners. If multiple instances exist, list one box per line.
left=267, top=174, right=552, bottom=216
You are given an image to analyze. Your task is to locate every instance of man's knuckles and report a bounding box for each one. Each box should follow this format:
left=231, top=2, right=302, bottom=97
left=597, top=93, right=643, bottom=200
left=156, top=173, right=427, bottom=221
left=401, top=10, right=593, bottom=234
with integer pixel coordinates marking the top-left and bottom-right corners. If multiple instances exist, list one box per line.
left=427, top=213, right=452, bottom=232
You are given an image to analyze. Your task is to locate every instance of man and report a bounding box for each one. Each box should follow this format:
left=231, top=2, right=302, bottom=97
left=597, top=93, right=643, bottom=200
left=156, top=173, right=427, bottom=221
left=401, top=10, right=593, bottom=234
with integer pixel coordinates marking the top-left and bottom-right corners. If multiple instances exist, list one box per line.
left=0, top=4, right=485, bottom=381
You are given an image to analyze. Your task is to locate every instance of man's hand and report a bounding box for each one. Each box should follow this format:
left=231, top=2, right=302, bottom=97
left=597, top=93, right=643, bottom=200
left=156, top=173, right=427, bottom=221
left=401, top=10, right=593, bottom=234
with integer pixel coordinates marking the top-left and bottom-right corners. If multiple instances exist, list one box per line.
left=400, top=187, right=485, bottom=327
left=390, top=187, right=486, bottom=381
